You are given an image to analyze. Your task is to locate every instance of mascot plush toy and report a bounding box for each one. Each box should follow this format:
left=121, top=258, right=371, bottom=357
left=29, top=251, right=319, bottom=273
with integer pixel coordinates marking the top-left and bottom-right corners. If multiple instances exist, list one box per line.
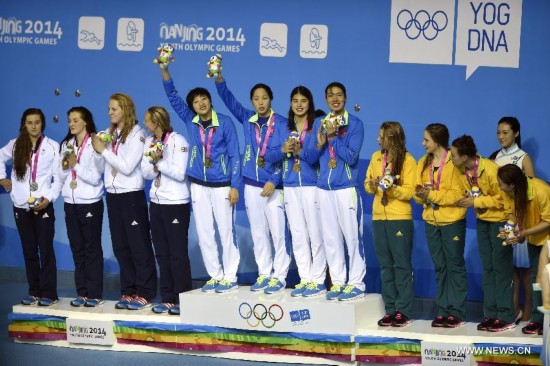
left=322, top=114, right=345, bottom=133
left=61, top=143, right=74, bottom=170
left=286, top=131, right=300, bottom=157
left=154, top=44, right=175, bottom=69
left=144, top=141, right=164, bottom=164
left=500, top=220, right=519, bottom=246
left=206, top=54, right=223, bottom=78
left=378, top=168, right=400, bottom=206
left=469, top=186, right=481, bottom=197
left=97, top=131, right=115, bottom=143
left=27, top=196, right=44, bottom=214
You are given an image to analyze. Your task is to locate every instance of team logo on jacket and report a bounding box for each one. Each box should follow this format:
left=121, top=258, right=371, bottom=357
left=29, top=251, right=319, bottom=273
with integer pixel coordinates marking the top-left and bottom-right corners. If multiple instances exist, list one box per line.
left=140, top=137, right=145, bottom=143
left=181, top=147, right=188, bottom=152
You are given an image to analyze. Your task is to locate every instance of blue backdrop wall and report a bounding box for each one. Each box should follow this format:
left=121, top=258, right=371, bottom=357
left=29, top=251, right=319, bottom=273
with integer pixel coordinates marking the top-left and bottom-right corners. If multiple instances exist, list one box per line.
left=1, top=0, right=549, bottom=301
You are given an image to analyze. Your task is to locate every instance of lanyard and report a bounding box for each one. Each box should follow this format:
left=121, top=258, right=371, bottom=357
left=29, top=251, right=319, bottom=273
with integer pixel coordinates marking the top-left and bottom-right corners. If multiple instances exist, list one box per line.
left=429, top=149, right=448, bottom=190
left=111, top=128, right=122, bottom=155
left=465, top=157, right=479, bottom=187
left=71, top=134, right=90, bottom=181
left=255, top=113, right=275, bottom=158
left=199, top=126, right=214, bottom=160
left=30, top=135, right=44, bottom=183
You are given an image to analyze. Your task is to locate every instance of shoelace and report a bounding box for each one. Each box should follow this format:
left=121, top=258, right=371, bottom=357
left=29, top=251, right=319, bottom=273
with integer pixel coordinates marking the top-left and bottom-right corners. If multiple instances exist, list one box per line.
left=305, top=282, right=319, bottom=290
left=342, top=285, right=355, bottom=294
left=120, top=294, right=133, bottom=302
left=205, top=279, right=218, bottom=286
left=395, top=313, right=403, bottom=320
left=132, top=296, right=148, bottom=305
left=218, top=279, right=232, bottom=287
left=330, top=285, right=342, bottom=293
left=255, top=276, right=268, bottom=285
left=267, top=278, right=280, bottom=287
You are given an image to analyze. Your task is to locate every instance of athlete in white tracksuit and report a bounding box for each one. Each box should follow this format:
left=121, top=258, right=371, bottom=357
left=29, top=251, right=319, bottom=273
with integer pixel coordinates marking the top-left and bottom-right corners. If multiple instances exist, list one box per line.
left=141, top=106, right=192, bottom=315
left=162, top=66, right=242, bottom=293
left=215, top=76, right=290, bottom=294
left=303, top=82, right=366, bottom=301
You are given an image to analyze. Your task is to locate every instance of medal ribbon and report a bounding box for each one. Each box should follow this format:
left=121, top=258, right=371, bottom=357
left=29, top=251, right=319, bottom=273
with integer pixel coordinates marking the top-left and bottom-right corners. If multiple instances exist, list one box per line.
left=465, top=157, right=479, bottom=187
left=293, top=119, right=308, bottom=165
left=256, top=113, right=275, bottom=159
left=154, top=132, right=171, bottom=183
left=111, top=128, right=122, bottom=155
left=199, top=126, right=214, bottom=163
left=327, top=138, right=336, bottom=163
left=71, top=133, right=90, bottom=181
left=30, top=134, right=44, bottom=185
left=429, top=149, right=448, bottom=190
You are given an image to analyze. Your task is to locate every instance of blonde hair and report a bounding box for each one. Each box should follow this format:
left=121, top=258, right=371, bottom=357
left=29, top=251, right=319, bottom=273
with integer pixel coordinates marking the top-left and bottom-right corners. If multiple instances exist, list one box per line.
left=147, top=106, right=173, bottom=133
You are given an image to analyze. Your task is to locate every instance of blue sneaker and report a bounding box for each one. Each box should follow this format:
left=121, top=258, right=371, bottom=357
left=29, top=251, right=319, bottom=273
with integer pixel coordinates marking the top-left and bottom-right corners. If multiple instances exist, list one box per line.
left=21, top=295, right=39, bottom=305
left=202, top=279, right=219, bottom=293
left=115, top=294, right=134, bottom=309
left=84, top=299, right=104, bottom=307
left=215, top=280, right=238, bottom=293
left=326, top=284, right=343, bottom=300
left=303, top=282, right=327, bottom=297
left=152, top=303, right=176, bottom=314
left=70, top=296, right=88, bottom=307
left=264, top=278, right=285, bottom=294
left=168, top=305, right=180, bottom=316
left=250, top=275, right=270, bottom=292
left=126, top=296, right=152, bottom=310
left=338, top=285, right=365, bottom=301
left=290, top=281, right=309, bottom=297
left=38, top=298, right=58, bottom=306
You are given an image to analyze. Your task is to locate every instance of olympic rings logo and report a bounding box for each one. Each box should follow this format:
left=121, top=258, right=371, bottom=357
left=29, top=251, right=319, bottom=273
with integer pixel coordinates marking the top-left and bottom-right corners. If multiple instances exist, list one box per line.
left=238, top=302, right=284, bottom=329
left=397, top=9, right=448, bottom=41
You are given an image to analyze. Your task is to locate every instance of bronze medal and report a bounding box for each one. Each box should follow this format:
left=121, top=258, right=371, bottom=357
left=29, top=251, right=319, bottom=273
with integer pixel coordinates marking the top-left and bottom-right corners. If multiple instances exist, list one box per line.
left=205, top=158, right=213, bottom=168
left=293, top=161, right=301, bottom=173
left=257, top=156, right=266, bottom=167
left=69, top=180, right=77, bottom=190
left=328, top=158, right=337, bottom=169
left=30, top=181, right=38, bottom=191
left=154, top=178, right=161, bottom=187
left=381, top=193, right=388, bottom=206
left=111, top=168, right=118, bottom=177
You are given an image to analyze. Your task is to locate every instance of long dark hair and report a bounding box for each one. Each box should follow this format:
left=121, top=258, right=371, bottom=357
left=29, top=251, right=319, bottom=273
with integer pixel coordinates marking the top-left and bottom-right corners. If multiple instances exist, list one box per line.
left=489, top=116, right=522, bottom=160
left=380, top=121, right=407, bottom=183
left=60, top=106, right=97, bottom=150
left=421, top=123, right=449, bottom=173
left=13, top=108, right=46, bottom=180
left=497, top=164, right=528, bottom=227
left=287, top=86, right=316, bottom=132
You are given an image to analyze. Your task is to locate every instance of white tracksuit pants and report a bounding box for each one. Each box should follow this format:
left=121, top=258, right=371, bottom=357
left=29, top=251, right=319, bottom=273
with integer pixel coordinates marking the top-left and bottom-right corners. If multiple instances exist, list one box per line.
left=317, top=187, right=366, bottom=290
left=191, top=183, right=240, bottom=282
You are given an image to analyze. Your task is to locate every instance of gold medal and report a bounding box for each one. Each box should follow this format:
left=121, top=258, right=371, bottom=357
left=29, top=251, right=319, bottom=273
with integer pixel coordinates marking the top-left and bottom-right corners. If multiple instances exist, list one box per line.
left=154, top=178, right=161, bottom=187
left=257, top=156, right=266, bottom=167
left=30, top=181, right=38, bottom=191
left=205, top=158, right=213, bottom=168
left=293, top=161, right=301, bottom=172
left=69, top=180, right=77, bottom=190
left=328, top=158, right=337, bottom=169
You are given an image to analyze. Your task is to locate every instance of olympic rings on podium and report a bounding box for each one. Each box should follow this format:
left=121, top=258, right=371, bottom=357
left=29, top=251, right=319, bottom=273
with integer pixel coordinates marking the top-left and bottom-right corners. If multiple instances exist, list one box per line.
left=238, top=302, right=284, bottom=328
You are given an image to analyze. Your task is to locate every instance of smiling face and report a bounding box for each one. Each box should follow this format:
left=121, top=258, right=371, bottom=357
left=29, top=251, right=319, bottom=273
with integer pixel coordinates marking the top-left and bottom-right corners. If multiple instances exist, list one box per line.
left=497, top=122, right=518, bottom=149
left=291, top=93, right=310, bottom=120
left=422, top=130, right=439, bottom=154
left=252, top=87, right=271, bottom=117
left=25, top=114, right=43, bottom=140
left=325, top=86, right=346, bottom=115
left=192, top=94, right=212, bottom=120
left=68, top=111, right=87, bottom=138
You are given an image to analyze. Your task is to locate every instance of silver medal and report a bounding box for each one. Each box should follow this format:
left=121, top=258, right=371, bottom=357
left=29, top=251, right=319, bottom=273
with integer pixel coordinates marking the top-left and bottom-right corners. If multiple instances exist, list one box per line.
left=69, top=180, right=77, bottom=189
left=111, top=168, right=118, bottom=177
left=30, top=181, right=38, bottom=191
left=154, top=178, right=161, bottom=187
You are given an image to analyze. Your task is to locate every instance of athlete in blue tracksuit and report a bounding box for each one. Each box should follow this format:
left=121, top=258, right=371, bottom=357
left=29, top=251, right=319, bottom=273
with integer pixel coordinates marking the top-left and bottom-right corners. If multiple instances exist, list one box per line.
left=161, top=66, right=242, bottom=294
left=215, top=76, right=290, bottom=294
left=302, top=82, right=366, bottom=302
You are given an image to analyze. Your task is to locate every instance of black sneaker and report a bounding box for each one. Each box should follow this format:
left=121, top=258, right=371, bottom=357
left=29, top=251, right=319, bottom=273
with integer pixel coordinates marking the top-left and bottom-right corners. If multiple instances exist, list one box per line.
left=444, top=316, right=465, bottom=328
left=391, top=312, right=412, bottom=327
left=538, top=327, right=543, bottom=336
left=488, top=318, right=516, bottom=332
left=431, top=315, right=446, bottom=327
left=477, top=317, right=494, bottom=331
left=522, top=322, right=542, bottom=335
left=377, top=313, right=394, bottom=327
